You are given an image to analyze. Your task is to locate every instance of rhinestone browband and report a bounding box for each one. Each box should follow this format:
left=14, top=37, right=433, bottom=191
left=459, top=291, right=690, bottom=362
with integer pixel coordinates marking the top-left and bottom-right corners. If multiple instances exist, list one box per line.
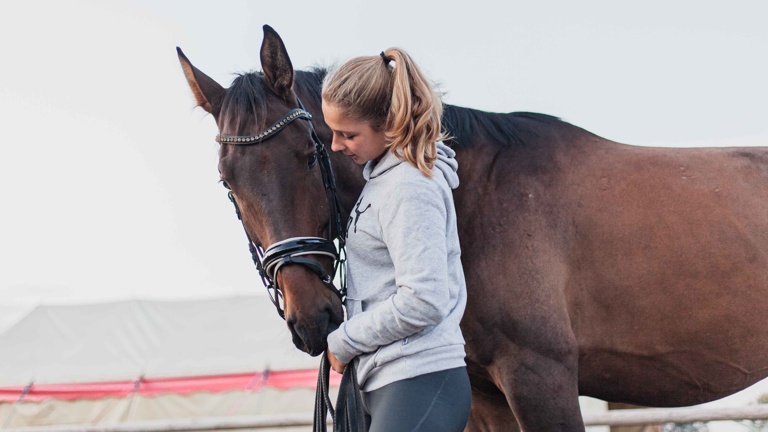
left=216, top=108, right=312, bottom=145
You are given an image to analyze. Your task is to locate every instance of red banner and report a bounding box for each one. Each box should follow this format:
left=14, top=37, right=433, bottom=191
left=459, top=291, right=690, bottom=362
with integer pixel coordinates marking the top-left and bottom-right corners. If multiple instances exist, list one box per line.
left=0, top=369, right=341, bottom=403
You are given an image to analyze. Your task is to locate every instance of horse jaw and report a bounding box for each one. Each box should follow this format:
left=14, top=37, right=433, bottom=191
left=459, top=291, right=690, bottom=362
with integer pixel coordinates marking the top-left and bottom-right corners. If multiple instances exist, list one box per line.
left=278, top=266, right=344, bottom=357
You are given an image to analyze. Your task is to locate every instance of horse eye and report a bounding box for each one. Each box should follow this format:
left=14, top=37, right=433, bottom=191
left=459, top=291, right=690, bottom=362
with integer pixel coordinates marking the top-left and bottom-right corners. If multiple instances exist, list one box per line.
left=307, top=152, right=318, bottom=169
left=220, top=180, right=231, bottom=190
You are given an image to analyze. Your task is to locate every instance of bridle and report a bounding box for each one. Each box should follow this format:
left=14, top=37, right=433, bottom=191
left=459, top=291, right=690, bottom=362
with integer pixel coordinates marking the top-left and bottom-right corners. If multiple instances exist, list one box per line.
left=216, top=97, right=365, bottom=432
left=217, top=97, right=347, bottom=319
left=217, top=96, right=363, bottom=432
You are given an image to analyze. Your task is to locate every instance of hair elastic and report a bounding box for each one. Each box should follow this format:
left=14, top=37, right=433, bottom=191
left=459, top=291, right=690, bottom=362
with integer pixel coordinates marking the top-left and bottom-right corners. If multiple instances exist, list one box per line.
left=380, top=51, right=392, bottom=66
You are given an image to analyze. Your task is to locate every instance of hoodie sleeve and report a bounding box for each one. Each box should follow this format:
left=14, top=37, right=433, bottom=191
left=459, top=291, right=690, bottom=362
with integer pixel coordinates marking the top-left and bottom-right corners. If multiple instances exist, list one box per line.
left=327, top=179, right=453, bottom=364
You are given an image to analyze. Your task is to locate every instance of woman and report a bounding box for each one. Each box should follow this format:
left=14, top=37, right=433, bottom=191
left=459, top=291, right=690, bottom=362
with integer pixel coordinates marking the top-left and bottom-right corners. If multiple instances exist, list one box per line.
left=322, top=48, right=471, bottom=432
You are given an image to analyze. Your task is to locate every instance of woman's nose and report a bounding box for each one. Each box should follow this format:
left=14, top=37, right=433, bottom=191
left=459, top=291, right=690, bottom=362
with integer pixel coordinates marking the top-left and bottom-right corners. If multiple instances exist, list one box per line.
left=331, top=136, right=344, bottom=153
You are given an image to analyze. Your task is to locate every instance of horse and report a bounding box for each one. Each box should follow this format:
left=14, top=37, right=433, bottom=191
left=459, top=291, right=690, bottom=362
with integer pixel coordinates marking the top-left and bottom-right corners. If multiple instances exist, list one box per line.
left=177, top=25, right=768, bottom=431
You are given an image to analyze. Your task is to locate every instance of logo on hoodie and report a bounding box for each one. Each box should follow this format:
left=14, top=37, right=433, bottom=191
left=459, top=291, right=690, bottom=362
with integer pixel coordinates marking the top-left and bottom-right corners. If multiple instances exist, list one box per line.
left=347, top=195, right=371, bottom=236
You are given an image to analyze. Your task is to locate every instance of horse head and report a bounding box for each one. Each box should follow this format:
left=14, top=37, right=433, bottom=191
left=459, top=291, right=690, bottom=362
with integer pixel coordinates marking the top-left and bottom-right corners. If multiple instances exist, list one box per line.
left=177, top=26, right=349, bottom=357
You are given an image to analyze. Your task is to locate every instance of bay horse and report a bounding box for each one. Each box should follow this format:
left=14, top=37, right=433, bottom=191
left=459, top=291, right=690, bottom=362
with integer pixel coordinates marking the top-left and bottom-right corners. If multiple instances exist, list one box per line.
left=177, top=25, right=768, bottom=431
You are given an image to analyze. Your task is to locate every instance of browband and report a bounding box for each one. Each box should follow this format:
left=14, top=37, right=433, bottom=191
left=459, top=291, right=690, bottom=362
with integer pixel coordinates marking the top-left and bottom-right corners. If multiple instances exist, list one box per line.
left=216, top=108, right=312, bottom=145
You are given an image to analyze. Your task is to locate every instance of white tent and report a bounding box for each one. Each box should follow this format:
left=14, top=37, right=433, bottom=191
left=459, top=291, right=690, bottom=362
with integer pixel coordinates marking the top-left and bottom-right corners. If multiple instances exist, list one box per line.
left=3, top=296, right=765, bottom=431
left=0, top=296, right=336, bottom=430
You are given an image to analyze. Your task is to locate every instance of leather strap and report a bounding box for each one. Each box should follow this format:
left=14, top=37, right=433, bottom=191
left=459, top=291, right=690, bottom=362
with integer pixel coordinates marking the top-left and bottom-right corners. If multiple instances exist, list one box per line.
left=314, top=353, right=366, bottom=432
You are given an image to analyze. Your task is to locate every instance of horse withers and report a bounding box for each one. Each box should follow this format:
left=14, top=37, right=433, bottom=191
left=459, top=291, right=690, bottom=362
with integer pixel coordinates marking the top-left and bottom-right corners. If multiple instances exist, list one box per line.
left=178, top=25, right=768, bottom=431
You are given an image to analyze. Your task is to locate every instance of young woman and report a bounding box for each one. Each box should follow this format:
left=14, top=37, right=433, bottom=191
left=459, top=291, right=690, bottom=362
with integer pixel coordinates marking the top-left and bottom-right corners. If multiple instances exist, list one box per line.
left=322, top=49, right=471, bottom=432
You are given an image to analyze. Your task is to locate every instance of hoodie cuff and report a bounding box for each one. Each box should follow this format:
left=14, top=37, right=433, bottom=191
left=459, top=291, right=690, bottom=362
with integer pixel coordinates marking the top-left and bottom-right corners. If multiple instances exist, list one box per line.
left=326, top=323, right=358, bottom=364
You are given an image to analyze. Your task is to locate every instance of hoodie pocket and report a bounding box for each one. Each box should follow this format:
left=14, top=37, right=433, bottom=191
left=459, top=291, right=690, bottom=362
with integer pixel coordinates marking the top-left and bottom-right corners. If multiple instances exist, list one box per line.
left=344, top=298, right=362, bottom=319
left=372, top=339, right=403, bottom=368
left=400, top=325, right=435, bottom=355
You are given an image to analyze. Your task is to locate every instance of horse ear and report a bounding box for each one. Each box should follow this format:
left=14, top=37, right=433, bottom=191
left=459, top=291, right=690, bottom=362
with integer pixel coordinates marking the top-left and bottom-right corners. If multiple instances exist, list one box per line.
left=177, top=47, right=226, bottom=114
left=260, top=25, right=294, bottom=98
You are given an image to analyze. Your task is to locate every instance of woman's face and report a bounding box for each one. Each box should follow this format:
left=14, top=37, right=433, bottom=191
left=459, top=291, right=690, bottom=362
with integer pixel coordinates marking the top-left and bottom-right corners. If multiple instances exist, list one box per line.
left=322, top=101, right=388, bottom=165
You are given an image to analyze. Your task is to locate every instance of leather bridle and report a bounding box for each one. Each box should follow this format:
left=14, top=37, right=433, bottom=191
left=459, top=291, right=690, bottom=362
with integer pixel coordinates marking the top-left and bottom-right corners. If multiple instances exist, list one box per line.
left=218, top=97, right=363, bottom=432
left=218, top=97, right=347, bottom=319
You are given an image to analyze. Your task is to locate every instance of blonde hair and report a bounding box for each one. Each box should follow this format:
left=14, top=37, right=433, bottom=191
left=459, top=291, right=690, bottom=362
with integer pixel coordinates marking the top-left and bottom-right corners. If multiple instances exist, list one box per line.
left=322, top=48, right=446, bottom=176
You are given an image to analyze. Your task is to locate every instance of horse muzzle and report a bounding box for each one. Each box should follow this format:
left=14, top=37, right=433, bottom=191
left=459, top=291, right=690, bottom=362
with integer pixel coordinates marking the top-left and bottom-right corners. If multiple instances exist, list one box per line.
left=279, top=265, right=345, bottom=356
left=287, top=306, right=343, bottom=357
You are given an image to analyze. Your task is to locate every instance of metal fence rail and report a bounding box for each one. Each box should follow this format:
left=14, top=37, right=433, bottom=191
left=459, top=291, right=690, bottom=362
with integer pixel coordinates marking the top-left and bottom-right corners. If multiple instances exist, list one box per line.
left=2, top=413, right=319, bottom=432
left=3, top=405, right=768, bottom=431
left=583, top=404, right=768, bottom=427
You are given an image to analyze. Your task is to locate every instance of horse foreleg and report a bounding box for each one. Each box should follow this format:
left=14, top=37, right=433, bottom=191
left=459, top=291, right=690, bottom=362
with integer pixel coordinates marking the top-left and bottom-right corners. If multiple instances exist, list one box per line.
left=495, top=348, right=584, bottom=431
left=466, top=372, right=521, bottom=432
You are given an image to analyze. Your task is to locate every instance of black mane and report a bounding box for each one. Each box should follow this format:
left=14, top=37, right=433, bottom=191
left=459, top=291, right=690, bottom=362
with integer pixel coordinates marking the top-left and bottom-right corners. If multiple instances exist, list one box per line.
left=223, top=67, right=563, bottom=148
left=221, top=68, right=327, bottom=130
left=442, top=105, right=562, bottom=149
left=220, top=72, right=268, bottom=131
left=295, top=68, right=326, bottom=103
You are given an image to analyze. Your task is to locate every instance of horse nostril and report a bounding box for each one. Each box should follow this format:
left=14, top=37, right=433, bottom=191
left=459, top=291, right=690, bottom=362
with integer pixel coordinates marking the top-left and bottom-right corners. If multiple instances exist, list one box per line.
left=325, top=304, right=343, bottom=330
left=286, top=314, right=296, bottom=326
left=285, top=314, right=298, bottom=332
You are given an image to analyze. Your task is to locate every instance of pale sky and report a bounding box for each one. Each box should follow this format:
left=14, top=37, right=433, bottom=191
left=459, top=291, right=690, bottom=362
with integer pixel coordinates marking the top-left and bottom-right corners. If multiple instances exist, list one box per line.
left=6, top=0, right=768, bottom=311
left=0, top=0, right=768, bottom=305
left=1, top=0, right=767, bottom=414
left=1, top=2, right=767, bottom=314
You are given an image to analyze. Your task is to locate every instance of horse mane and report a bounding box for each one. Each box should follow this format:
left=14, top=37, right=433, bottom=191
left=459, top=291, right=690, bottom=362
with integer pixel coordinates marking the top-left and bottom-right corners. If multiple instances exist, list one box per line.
left=442, top=105, right=563, bottom=149
left=221, top=72, right=268, bottom=131
left=295, top=68, right=326, bottom=103
left=224, top=67, right=564, bottom=149
left=221, top=68, right=326, bottom=130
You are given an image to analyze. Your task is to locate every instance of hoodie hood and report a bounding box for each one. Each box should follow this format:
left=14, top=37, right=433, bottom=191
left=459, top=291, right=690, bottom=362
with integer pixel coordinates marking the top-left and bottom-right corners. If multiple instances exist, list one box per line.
left=435, top=142, right=460, bottom=189
left=364, top=141, right=460, bottom=189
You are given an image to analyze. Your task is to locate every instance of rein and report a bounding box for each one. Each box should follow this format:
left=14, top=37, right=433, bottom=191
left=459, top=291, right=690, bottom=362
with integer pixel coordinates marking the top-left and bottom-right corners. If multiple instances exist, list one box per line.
left=315, top=355, right=366, bottom=432
left=217, top=96, right=363, bottom=431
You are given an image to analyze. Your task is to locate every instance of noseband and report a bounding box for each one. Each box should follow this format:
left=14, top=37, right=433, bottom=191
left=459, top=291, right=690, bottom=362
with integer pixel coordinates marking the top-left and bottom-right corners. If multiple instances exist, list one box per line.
left=218, top=97, right=347, bottom=319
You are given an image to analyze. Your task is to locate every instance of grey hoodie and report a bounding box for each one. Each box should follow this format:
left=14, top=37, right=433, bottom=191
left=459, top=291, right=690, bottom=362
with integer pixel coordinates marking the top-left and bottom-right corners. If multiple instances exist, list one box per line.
left=327, top=142, right=467, bottom=392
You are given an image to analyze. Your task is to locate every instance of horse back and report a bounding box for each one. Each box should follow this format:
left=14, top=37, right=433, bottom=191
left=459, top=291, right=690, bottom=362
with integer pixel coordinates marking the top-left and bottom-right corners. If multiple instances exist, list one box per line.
left=452, top=116, right=768, bottom=406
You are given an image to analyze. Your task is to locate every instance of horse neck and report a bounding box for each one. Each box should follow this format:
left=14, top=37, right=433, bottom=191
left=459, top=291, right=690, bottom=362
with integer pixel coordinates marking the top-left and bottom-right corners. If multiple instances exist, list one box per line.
left=293, top=76, right=366, bottom=222
left=328, top=151, right=367, bottom=224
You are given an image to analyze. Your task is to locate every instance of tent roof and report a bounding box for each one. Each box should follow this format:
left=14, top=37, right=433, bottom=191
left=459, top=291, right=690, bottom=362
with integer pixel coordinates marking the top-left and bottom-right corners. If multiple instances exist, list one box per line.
left=0, top=296, right=320, bottom=386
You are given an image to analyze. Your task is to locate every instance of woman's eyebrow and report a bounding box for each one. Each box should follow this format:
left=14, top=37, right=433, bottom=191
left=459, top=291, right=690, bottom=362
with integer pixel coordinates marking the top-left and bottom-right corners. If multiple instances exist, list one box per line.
left=332, top=128, right=356, bottom=135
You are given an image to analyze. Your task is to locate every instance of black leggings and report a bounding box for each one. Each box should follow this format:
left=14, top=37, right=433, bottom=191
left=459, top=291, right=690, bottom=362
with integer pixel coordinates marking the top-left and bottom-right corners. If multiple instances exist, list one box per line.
left=362, top=367, right=471, bottom=432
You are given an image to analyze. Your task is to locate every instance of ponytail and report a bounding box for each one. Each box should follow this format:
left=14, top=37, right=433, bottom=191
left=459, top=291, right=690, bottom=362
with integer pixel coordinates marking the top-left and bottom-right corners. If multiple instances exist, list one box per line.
left=322, top=48, right=446, bottom=176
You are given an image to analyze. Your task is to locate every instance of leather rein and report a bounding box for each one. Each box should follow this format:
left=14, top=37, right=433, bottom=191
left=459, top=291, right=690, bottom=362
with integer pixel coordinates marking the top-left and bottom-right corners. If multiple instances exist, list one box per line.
left=217, top=97, right=347, bottom=319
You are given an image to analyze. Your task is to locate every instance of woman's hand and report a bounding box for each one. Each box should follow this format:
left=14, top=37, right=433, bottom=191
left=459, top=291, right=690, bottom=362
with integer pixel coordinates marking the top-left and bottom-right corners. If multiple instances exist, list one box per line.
left=327, top=349, right=347, bottom=374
